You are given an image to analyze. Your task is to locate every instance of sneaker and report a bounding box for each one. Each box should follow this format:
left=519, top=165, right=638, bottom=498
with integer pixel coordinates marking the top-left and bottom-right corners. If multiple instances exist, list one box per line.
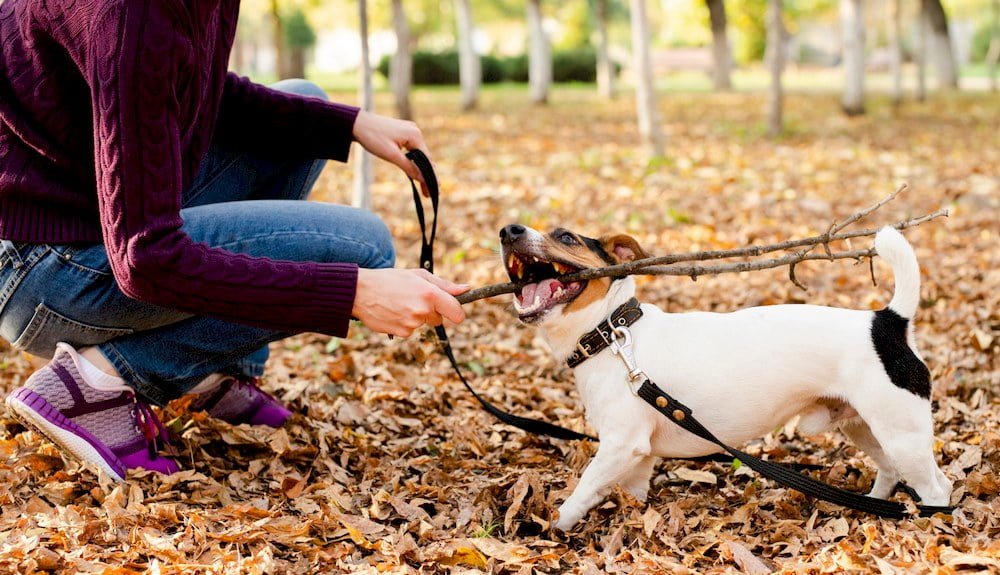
left=192, top=376, right=292, bottom=428
left=5, top=343, right=179, bottom=481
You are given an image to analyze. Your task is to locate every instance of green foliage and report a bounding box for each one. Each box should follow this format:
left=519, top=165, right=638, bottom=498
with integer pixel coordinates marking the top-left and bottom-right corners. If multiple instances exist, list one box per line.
left=970, top=21, right=997, bottom=62
left=552, top=48, right=600, bottom=82
left=728, top=0, right=768, bottom=63
left=554, top=1, right=593, bottom=49
left=376, top=49, right=608, bottom=85
left=481, top=54, right=506, bottom=83
left=283, top=7, right=316, bottom=48
left=502, top=54, right=529, bottom=83
left=727, top=0, right=837, bottom=63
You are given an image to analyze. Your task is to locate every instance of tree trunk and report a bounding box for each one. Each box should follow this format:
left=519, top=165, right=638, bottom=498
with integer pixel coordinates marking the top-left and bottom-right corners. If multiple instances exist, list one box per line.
left=916, top=8, right=927, bottom=100
left=888, top=0, right=902, bottom=105
left=988, top=0, right=999, bottom=92
left=767, top=0, right=785, bottom=136
left=840, top=0, right=865, bottom=116
left=456, top=0, right=480, bottom=111
left=595, top=0, right=616, bottom=99
left=288, top=48, right=306, bottom=79
left=354, top=0, right=373, bottom=211
left=391, top=0, right=413, bottom=120
left=705, top=0, right=732, bottom=91
left=527, top=0, right=551, bottom=105
left=270, top=0, right=287, bottom=80
left=630, top=0, right=664, bottom=157
left=921, top=0, right=958, bottom=89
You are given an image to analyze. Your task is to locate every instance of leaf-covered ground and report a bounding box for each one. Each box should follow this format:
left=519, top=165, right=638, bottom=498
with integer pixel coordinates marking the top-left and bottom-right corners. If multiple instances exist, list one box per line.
left=1, top=89, right=998, bottom=574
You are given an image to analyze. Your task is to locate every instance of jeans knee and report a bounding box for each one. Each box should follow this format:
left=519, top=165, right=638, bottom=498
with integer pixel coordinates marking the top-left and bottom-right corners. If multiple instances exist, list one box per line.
left=369, top=217, right=396, bottom=269
left=269, top=79, right=329, bottom=102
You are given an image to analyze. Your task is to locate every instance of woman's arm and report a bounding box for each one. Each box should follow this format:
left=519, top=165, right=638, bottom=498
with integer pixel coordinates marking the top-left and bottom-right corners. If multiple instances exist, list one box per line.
left=215, top=73, right=359, bottom=162
left=87, top=4, right=357, bottom=336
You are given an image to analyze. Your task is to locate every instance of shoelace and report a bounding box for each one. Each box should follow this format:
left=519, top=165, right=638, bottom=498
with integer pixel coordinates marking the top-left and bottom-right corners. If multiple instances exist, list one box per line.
left=134, top=399, right=171, bottom=460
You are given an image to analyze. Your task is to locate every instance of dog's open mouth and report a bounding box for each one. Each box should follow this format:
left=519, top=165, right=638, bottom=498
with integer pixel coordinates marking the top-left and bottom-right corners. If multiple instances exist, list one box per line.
left=505, top=252, right=586, bottom=321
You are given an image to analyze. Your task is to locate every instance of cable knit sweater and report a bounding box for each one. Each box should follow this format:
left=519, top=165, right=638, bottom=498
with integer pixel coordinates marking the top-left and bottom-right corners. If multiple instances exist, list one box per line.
left=0, top=0, right=365, bottom=337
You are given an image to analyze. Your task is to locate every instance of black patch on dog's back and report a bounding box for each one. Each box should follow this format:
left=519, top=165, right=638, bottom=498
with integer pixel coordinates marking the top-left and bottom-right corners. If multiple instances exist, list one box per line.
left=871, top=308, right=930, bottom=399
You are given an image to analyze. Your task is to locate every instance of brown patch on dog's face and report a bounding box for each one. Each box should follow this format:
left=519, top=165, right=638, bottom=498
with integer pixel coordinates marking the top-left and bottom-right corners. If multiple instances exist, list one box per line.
left=500, top=226, right=647, bottom=323
left=564, top=277, right=612, bottom=313
left=564, top=235, right=645, bottom=313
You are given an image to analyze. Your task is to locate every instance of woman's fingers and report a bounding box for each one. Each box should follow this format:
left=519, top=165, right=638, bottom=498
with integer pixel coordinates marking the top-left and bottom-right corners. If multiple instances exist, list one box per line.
left=353, top=110, right=436, bottom=197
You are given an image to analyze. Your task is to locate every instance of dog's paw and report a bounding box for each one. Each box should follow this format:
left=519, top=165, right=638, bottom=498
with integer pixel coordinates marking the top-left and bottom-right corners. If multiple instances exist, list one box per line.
left=553, top=505, right=583, bottom=532
left=623, top=482, right=650, bottom=501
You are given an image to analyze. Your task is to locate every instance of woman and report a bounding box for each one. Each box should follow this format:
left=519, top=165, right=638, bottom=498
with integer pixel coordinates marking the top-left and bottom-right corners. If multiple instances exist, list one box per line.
left=0, top=0, right=467, bottom=480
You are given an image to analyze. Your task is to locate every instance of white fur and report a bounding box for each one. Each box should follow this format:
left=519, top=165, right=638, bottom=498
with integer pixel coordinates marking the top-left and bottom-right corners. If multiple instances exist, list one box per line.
left=523, top=227, right=951, bottom=530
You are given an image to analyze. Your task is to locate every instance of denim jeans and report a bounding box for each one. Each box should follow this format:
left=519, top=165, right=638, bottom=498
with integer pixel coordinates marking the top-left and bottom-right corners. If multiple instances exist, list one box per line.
left=0, top=80, right=395, bottom=406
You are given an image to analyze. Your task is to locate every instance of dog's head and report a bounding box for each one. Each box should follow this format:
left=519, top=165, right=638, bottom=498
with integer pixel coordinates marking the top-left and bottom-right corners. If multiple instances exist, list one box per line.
left=499, top=224, right=647, bottom=326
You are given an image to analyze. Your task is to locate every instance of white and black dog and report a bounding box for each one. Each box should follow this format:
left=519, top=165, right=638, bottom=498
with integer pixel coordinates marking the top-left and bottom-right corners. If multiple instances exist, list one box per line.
left=499, top=224, right=951, bottom=530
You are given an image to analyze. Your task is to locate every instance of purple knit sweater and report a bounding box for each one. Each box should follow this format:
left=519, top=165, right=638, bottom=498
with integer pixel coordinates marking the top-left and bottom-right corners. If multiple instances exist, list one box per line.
left=0, top=0, right=365, bottom=337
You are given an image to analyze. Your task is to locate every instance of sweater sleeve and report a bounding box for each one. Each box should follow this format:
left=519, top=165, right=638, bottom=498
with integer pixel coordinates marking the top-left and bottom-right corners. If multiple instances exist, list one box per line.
left=88, top=4, right=358, bottom=336
left=216, top=73, right=360, bottom=161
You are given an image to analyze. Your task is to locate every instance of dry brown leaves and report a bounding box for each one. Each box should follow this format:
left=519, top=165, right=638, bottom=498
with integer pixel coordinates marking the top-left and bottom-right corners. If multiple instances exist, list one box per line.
left=1, top=90, right=998, bottom=574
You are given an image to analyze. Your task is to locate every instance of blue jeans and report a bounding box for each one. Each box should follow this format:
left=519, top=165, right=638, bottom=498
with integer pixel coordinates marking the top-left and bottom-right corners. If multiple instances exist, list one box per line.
left=0, top=80, right=395, bottom=406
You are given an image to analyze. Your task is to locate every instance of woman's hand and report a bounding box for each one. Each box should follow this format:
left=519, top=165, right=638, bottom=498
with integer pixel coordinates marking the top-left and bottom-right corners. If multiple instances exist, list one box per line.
left=353, top=268, right=469, bottom=337
left=352, top=110, right=433, bottom=196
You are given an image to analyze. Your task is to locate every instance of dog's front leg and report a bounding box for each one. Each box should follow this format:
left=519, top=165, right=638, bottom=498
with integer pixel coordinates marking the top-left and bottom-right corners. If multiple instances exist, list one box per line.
left=554, top=439, right=651, bottom=531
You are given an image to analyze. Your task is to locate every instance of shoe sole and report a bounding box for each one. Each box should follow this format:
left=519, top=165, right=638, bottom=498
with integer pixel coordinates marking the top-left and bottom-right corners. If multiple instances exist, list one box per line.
left=6, top=388, right=126, bottom=482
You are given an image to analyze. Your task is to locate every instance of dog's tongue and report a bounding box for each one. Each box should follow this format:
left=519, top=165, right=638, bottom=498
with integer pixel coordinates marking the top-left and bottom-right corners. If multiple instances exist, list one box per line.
left=520, top=278, right=562, bottom=308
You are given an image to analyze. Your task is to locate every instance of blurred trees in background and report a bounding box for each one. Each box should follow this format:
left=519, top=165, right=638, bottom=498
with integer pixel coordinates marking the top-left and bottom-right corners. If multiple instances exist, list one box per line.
left=840, top=0, right=865, bottom=115
left=230, top=0, right=997, bottom=152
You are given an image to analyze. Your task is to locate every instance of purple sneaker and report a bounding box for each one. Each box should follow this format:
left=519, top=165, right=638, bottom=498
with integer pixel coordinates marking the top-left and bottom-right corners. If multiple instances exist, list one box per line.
left=192, top=376, right=292, bottom=428
left=5, top=343, right=179, bottom=481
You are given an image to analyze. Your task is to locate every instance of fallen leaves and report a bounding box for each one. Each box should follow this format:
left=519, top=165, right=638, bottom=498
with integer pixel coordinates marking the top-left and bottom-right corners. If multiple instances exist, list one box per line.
left=0, top=89, right=998, bottom=573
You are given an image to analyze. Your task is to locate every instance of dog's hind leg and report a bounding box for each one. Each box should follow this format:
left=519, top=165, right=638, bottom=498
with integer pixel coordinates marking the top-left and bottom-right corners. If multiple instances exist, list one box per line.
left=555, top=438, right=651, bottom=530
left=847, top=379, right=951, bottom=506
left=840, top=418, right=901, bottom=499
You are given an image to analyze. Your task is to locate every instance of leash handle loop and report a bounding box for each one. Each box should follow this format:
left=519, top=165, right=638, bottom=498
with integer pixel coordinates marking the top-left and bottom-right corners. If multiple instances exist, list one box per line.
left=405, top=150, right=439, bottom=273
left=403, top=149, right=596, bottom=442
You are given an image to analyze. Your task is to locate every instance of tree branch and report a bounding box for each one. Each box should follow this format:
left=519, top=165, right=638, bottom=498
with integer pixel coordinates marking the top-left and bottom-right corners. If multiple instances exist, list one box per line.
left=456, top=201, right=948, bottom=305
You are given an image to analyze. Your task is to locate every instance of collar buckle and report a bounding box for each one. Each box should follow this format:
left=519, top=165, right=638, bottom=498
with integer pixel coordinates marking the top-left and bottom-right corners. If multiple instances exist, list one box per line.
left=566, top=298, right=644, bottom=369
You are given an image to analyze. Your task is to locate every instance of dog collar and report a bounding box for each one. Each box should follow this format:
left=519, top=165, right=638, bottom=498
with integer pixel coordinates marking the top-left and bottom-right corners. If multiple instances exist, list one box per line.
left=566, top=297, right=644, bottom=368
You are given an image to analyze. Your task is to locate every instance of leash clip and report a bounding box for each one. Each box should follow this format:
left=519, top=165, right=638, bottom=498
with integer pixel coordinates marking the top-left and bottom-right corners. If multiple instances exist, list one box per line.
left=607, top=323, right=647, bottom=395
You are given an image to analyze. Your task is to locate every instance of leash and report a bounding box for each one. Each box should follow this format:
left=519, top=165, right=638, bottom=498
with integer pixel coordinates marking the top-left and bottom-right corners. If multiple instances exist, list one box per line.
left=405, top=150, right=595, bottom=441
left=402, top=152, right=950, bottom=518
left=583, top=299, right=954, bottom=519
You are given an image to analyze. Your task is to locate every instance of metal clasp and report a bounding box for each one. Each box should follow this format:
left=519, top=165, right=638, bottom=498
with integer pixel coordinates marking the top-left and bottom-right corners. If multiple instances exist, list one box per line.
left=607, top=322, right=647, bottom=395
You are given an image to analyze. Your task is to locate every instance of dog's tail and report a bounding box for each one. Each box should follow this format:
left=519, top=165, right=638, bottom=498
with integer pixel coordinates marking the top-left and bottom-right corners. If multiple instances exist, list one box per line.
left=874, top=226, right=920, bottom=319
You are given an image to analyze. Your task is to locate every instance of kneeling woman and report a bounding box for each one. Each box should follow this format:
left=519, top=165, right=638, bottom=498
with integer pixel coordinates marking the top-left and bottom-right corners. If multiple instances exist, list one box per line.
left=0, top=0, right=467, bottom=480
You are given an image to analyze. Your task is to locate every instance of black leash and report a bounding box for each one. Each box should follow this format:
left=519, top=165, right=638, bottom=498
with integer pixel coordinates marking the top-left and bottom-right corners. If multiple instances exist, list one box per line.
left=403, top=151, right=952, bottom=518
left=405, top=150, right=595, bottom=441
left=638, top=380, right=953, bottom=518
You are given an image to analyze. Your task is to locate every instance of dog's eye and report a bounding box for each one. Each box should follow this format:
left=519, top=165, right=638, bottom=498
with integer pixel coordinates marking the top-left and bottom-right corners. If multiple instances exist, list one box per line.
left=558, top=232, right=577, bottom=245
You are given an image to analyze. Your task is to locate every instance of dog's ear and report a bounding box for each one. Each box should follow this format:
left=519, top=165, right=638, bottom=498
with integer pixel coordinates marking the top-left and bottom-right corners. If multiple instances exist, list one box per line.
left=600, top=234, right=648, bottom=263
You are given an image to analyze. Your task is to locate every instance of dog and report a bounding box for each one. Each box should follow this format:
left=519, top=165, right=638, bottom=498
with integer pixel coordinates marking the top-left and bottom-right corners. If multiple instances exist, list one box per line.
left=498, top=223, right=952, bottom=530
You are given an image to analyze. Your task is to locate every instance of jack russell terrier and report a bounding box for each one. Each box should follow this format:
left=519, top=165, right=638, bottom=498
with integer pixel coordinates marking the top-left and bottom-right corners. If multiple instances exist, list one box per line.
left=498, top=224, right=951, bottom=530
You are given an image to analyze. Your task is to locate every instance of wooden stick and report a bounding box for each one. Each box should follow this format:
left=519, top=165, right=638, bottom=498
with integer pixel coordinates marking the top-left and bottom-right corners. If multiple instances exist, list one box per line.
left=456, top=206, right=948, bottom=305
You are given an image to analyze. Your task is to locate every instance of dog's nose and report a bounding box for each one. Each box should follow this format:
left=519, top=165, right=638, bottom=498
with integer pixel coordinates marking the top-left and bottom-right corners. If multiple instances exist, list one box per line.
left=500, top=224, right=526, bottom=244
